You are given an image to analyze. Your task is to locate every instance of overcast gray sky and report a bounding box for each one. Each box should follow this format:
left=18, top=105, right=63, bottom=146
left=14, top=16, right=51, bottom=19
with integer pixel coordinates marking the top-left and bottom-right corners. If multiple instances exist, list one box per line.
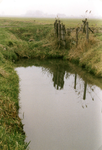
left=0, top=0, right=102, bottom=18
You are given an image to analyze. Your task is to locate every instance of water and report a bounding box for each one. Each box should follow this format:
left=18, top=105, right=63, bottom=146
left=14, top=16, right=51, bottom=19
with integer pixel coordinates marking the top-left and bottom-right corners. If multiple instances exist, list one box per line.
left=15, top=59, right=102, bottom=150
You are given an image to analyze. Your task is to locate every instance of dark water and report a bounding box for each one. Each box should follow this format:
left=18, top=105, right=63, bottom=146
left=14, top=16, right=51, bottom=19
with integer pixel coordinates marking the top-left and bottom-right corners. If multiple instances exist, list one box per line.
left=15, top=59, right=102, bottom=150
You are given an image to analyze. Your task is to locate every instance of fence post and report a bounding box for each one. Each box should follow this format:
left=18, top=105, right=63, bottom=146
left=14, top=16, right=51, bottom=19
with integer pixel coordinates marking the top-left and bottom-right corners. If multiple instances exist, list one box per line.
left=82, top=20, right=85, bottom=33
left=86, top=22, right=89, bottom=42
left=63, top=25, right=66, bottom=47
left=76, top=28, right=78, bottom=47
left=82, top=18, right=87, bottom=33
left=58, top=20, right=61, bottom=43
left=54, top=20, right=57, bottom=34
left=61, top=23, right=63, bottom=40
left=61, top=24, right=66, bottom=47
left=54, top=20, right=58, bottom=37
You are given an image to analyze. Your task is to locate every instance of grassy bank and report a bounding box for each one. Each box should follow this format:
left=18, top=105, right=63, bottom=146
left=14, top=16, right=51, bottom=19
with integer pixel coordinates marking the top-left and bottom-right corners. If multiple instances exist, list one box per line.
left=0, top=18, right=102, bottom=77
left=0, top=17, right=102, bottom=149
left=0, top=51, right=29, bottom=149
left=65, top=32, right=102, bottom=77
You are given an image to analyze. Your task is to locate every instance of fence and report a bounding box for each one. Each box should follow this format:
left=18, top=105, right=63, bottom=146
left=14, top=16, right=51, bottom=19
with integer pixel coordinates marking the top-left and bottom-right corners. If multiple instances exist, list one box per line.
left=54, top=20, right=66, bottom=47
left=54, top=18, right=100, bottom=48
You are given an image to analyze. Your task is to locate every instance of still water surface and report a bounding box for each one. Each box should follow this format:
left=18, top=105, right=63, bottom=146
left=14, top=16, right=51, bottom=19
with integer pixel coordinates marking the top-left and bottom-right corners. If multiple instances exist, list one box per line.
left=15, top=59, right=102, bottom=150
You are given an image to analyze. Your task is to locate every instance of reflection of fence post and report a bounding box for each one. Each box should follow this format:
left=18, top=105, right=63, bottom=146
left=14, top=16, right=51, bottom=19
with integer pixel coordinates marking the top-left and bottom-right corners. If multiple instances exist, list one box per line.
left=76, top=28, right=78, bottom=47
left=74, top=73, right=77, bottom=89
left=58, top=20, right=61, bottom=43
left=83, top=82, right=87, bottom=100
left=86, top=22, right=89, bottom=42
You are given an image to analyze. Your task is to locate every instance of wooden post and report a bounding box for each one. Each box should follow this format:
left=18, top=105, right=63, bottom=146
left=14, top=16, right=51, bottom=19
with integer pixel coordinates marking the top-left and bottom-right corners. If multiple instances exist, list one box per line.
left=54, top=20, right=57, bottom=34
left=58, top=20, right=61, bottom=43
left=76, top=28, right=78, bottom=47
left=54, top=20, right=58, bottom=37
left=86, top=22, right=89, bottom=42
left=61, top=24, right=64, bottom=45
left=61, top=24, right=66, bottom=47
left=63, top=25, right=66, bottom=47
left=61, top=24, right=64, bottom=41
left=82, top=18, right=87, bottom=33
left=83, top=21, right=86, bottom=33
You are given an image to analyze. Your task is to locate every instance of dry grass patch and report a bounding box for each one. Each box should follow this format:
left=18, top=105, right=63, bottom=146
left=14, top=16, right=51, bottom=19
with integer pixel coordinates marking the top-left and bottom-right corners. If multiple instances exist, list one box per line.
left=69, top=33, right=99, bottom=58
left=67, top=32, right=102, bottom=76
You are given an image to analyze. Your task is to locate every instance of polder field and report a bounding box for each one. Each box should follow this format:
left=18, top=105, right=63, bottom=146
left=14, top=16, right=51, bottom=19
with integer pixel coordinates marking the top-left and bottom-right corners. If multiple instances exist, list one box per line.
left=0, top=17, right=102, bottom=149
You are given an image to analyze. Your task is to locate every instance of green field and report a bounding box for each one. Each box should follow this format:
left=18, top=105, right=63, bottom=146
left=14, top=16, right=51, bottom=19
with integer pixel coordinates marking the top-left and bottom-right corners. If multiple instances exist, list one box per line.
left=0, top=17, right=102, bottom=149
left=0, top=17, right=102, bottom=27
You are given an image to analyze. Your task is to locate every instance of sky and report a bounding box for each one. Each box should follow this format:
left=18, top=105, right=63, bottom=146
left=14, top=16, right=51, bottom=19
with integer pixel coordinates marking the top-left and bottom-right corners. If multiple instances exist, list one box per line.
left=0, top=0, right=102, bottom=18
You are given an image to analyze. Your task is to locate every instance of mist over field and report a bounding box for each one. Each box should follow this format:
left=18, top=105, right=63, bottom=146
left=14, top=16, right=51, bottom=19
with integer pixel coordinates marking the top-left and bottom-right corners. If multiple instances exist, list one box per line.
left=25, top=10, right=67, bottom=18
left=0, top=0, right=102, bottom=18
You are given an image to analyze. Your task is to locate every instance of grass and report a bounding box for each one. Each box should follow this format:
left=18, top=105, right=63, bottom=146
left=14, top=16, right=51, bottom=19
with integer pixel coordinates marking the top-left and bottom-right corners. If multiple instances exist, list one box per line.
left=65, top=31, right=102, bottom=77
left=0, top=17, right=102, bottom=149
left=0, top=52, right=29, bottom=149
left=0, top=18, right=102, bottom=73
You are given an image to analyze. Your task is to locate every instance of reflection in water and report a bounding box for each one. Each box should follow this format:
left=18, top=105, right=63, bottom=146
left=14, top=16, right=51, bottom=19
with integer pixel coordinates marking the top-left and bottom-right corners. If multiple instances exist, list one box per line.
left=52, top=69, right=93, bottom=103
left=74, top=73, right=77, bottom=89
left=15, top=59, right=102, bottom=150
left=83, top=81, right=87, bottom=100
left=73, top=73, right=87, bottom=100
left=52, top=66, right=65, bottom=90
